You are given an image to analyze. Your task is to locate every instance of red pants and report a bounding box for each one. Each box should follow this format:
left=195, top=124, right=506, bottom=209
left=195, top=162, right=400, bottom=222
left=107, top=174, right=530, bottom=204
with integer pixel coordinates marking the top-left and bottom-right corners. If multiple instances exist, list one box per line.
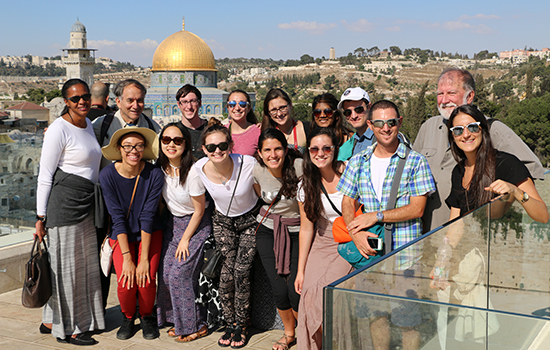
left=110, top=230, right=163, bottom=319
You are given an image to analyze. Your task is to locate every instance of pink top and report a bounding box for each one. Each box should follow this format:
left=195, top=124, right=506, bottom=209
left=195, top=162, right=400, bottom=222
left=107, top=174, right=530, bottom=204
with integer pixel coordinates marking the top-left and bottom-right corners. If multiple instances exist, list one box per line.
left=227, top=123, right=261, bottom=156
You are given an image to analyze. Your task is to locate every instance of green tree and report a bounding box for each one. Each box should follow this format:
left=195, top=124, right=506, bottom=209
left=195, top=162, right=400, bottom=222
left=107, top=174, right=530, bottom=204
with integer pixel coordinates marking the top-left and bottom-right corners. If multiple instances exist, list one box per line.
left=300, top=54, right=314, bottom=65
left=402, top=80, right=429, bottom=142
left=525, top=65, right=534, bottom=99
left=389, top=46, right=402, bottom=55
left=323, top=75, right=339, bottom=91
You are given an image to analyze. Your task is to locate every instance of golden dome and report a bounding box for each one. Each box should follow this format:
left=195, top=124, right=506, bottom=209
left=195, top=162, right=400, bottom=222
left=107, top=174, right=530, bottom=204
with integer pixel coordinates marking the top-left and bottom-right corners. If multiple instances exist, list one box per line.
left=151, top=19, right=216, bottom=72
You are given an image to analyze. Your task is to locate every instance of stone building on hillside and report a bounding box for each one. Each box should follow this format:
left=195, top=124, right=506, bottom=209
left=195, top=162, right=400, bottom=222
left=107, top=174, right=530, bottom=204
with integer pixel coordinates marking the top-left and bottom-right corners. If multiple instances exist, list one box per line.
left=62, top=19, right=96, bottom=87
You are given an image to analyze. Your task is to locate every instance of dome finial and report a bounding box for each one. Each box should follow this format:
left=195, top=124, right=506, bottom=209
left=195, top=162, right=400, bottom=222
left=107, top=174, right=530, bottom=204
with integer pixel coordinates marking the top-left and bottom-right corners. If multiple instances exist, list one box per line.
left=182, top=17, right=185, bottom=31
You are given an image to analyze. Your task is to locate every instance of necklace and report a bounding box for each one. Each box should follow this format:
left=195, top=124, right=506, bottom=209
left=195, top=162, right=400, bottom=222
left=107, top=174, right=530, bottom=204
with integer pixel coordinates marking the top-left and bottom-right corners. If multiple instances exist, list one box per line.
left=168, top=162, right=181, bottom=177
left=212, top=162, right=232, bottom=186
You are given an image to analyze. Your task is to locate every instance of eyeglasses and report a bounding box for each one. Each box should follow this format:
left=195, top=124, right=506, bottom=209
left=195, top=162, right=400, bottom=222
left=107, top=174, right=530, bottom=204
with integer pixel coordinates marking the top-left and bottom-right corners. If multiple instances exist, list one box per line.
left=268, top=105, right=289, bottom=117
left=121, top=143, right=145, bottom=153
left=342, top=106, right=366, bottom=117
left=308, top=145, right=335, bottom=155
left=66, top=93, right=91, bottom=103
left=179, top=99, right=199, bottom=106
left=450, top=122, right=481, bottom=136
left=161, top=136, right=185, bottom=146
left=313, top=108, right=334, bottom=118
left=205, top=142, right=229, bottom=153
left=370, top=118, right=400, bottom=128
left=227, top=101, right=249, bottom=108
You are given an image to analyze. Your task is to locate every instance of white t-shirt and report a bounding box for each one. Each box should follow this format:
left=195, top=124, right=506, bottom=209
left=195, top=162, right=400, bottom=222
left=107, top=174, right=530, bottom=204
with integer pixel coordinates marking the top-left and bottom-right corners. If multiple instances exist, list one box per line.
left=36, top=117, right=102, bottom=215
left=297, top=181, right=344, bottom=223
left=194, top=154, right=258, bottom=217
left=370, top=154, right=392, bottom=201
left=162, top=166, right=207, bottom=217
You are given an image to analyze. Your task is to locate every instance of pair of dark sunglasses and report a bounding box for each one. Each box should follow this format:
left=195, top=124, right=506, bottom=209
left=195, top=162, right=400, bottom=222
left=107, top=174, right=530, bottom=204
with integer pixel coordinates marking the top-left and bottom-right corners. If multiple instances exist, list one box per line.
left=161, top=136, right=185, bottom=146
left=66, top=93, right=91, bottom=103
left=308, top=145, right=335, bottom=155
left=205, top=142, right=229, bottom=153
left=121, top=144, right=145, bottom=153
left=342, top=106, right=366, bottom=117
left=450, top=122, right=481, bottom=136
left=313, top=108, right=334, bottom=118
left=370, top=118, right=400, bottom=128
left=227, top=101, right=249, bottom=108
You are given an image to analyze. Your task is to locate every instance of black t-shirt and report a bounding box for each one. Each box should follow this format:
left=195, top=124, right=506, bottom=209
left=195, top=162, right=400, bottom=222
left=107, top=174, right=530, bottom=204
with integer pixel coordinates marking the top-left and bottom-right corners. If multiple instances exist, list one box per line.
left=445, top=151, right=532, bottom=215
left=185, top=122, right=206, bottom=160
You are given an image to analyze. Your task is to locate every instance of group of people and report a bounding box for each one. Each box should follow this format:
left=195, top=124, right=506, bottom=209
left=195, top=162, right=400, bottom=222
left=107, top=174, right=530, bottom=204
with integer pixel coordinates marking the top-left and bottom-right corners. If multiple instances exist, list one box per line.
left=34, top=66, right=548, bottom=350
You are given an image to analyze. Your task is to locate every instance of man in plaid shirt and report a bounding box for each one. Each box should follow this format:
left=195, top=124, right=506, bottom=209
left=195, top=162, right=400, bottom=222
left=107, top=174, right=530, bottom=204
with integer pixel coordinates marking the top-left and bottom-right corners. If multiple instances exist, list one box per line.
left=337, top=100, right=435, bottom=350
left=338, top=100, right=435, bottom=259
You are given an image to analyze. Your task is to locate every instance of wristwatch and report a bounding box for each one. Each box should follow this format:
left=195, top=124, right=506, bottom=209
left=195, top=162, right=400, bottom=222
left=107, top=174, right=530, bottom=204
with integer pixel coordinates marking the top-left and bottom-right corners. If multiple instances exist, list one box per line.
left=376, top=211, right=384, bottom=222
left=36, top=215, right=46, bottom=223
left=519, top=191, right=530, bottom=203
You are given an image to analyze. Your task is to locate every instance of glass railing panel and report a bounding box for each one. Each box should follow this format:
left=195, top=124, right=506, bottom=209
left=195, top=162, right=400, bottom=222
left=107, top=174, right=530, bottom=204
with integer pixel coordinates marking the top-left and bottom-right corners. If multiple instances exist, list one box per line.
left=325, top=287, right=548, bottom=350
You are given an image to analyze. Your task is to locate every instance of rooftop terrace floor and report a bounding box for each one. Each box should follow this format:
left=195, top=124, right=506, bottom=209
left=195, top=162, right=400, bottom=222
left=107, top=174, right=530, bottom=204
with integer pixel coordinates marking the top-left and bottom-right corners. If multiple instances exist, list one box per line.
left=0, top=275, right=285, bottom=349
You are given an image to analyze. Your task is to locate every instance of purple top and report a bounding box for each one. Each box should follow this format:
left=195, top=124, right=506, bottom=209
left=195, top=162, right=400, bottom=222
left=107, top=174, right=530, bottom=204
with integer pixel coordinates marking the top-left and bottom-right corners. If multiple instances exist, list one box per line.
left=228, top=123, right=261, bottom=156
left=99, top=162, right=164, bottom=242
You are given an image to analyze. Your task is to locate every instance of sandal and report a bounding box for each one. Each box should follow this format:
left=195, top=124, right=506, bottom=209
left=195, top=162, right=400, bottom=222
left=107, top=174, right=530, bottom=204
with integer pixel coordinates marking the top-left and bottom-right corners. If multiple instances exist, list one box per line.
left=218, top=324, right=234, bottom=347
left=230, top=325, right=248, bottom=349
left=166, top=327, right=176, bottom=337
left=272, top=334, right=296, bottom=350
left=175, top=325, right=208, bottom=342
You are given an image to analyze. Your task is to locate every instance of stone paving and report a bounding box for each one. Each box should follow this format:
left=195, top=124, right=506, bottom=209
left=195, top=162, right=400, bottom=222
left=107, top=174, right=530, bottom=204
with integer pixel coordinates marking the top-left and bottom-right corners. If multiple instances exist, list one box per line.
left=0, top=275, right=286, bottom=350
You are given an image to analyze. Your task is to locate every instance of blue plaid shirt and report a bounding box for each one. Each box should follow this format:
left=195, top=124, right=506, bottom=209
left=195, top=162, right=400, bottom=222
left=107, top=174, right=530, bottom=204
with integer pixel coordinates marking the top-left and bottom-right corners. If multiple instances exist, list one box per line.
left=337, top=141, right=436, bottom=253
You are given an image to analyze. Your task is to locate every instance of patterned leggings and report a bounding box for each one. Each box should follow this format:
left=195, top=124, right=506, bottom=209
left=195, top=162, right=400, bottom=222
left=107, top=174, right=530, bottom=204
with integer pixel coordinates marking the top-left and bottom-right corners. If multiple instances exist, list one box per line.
left=212, top=209, right=257, bottom=326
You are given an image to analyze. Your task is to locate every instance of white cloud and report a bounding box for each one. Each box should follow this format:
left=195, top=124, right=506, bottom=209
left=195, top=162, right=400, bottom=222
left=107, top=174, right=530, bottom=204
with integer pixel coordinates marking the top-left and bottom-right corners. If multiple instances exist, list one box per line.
left=385, top=26, right=401, bottom=32
left=458, top=14, right=500, bottom=20
left=341, top=19, right=374, bottom=32
left=419, top=20, right=495, bottom=34
left=278, top=21, right=337, bottom=35
left=204, top=39, right=226, bottom=52
left=442, top=21, right=472, bottom=31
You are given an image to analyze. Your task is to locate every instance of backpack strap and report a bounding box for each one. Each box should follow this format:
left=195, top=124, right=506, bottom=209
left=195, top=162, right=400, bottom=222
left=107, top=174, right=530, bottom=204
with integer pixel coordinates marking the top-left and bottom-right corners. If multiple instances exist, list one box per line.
left=99, top=112, right=115, bottom=145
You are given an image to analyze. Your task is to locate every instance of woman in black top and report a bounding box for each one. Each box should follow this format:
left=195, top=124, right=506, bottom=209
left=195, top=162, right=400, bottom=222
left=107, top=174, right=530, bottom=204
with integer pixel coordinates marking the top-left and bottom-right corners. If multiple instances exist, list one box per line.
left=445, top=104, right=548, bottom=223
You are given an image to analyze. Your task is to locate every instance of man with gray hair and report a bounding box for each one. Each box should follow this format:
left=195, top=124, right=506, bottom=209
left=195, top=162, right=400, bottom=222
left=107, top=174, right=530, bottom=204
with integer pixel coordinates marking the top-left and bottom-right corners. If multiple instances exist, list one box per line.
left=413, top=67, right=544, bottom=231
left=92, top=79, right=160, bottom=169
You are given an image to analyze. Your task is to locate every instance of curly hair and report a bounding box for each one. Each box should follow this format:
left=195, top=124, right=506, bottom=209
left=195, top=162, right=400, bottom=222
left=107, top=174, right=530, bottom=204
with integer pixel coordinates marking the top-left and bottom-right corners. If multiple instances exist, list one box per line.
left=302, top=128, right=341, bottom=222
left=447, top=104, right=496, bottom=210
left=156, top=122, right=194, bottom=186
left=256, top=128, right=301, bottom=199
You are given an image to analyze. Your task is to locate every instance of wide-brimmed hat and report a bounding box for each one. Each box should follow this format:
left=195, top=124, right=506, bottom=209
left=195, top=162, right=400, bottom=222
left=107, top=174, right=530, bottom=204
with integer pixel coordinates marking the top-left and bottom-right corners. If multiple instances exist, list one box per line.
left=101, top=126, right=159, bottom=161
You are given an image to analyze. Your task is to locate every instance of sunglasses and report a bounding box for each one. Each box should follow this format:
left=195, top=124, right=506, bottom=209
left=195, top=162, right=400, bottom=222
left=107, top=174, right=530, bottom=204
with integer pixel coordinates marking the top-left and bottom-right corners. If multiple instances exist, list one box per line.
left=121, top=143, right=145, bottom=153
left=227, top=101, right=249, bottom=108
left=161, top=136, right=185, bottom=146
left=370, top=118, right=400, bottom=128
left=450, top=122, right=481, bottom=136
left=66, top=93, right=91, bottom=103
left=308, top=145, right=335, bottom=155
left=342, top=106, right=366, bottom=117
left=313, top=108, right=334, bottom=118
left=205, top=142, right=229, bottom=153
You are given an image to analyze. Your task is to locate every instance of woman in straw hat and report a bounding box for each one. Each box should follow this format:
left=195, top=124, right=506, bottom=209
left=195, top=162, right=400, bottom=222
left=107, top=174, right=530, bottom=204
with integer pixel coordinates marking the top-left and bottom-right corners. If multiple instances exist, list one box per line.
left=99, top=126, right=164, bottom=341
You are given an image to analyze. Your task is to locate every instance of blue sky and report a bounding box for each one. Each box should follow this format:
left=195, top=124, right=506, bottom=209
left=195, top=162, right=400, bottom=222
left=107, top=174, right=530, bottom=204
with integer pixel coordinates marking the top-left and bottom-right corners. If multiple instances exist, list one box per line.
left=1, top=0, right=548, bottom=67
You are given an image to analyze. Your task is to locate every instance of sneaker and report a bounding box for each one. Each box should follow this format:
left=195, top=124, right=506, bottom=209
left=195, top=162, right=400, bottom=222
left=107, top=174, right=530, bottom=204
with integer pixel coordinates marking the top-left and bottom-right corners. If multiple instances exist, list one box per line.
left=116, top=315, right=135, bottom=340
left=140, top=315, right=159, bottom=340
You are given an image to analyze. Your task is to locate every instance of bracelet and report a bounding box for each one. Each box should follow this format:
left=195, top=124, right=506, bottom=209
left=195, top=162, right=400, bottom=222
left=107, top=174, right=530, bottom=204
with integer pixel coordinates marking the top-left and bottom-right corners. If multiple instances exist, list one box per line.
left=122, top=251, right=130, bottom=255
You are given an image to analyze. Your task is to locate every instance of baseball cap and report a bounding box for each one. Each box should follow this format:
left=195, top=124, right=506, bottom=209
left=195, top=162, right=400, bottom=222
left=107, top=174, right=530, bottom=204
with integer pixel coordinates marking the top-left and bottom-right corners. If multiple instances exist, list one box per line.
left=338, top=87, right=370, bottom=110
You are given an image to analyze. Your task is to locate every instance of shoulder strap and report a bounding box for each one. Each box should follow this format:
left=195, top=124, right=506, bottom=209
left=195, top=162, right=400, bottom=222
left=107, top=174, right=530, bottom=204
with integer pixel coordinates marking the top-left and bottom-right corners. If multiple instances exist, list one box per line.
left=351, top=137, right=358, bottom=155
left=99, top=112, right=115, bottom=144
left=226, top=156, right=244, bottom=216
left=320, top=183, right=342, bottom=216
left=144, top=115, right=155, bottom=130
left=383, top=146, right=410, bottom=255
left=127, top=171, right=141, bottom=219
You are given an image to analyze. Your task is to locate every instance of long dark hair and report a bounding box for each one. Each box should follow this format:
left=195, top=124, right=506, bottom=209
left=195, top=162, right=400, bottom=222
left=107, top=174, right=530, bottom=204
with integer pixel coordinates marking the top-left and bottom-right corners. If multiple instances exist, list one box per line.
left=302, top=128, right=341, bottom=222
left=156, top=122, right=193, bottom=186
left=311, top=93, right=352, bottom=146
left=448, top=104, right=496, bottom=210
left=256, top=128, right=300, bottom=199
left=228, top=89, right=258, bottom=124
left=60, top=78, right=89, bottom=116
left=262, top=88, right=293, bottom=131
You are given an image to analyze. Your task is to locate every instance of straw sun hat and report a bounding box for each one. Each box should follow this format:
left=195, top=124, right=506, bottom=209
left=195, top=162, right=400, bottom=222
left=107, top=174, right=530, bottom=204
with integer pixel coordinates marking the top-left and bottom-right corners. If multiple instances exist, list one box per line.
left=101, top=126, right=159, bottom=161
